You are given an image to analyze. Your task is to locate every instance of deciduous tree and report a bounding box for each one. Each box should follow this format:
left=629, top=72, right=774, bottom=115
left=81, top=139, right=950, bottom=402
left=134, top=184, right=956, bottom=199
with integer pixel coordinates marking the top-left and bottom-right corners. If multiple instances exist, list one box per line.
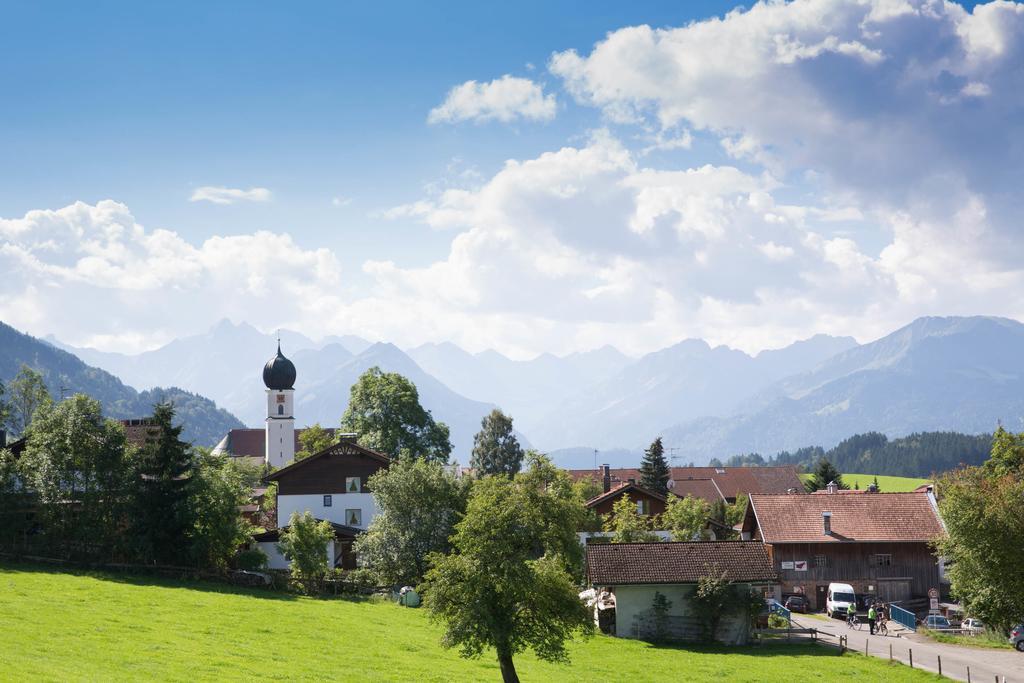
left=341, top=367, right=451, bottom=462
left=355, top=458, right=469, bottom=586
left=422, top=471, right=592, bottom=683
left=20, top=394, right=130, bottom=558
left=5, top=365, right=52, bottom=437
left=936, top=428, right=1024, bottom=633
left=639, top=437, right=671, bottom=495
left=604, top=495, right=659, bottom=543
left=661, top=494, right=710, bottom=541
left=469, top=409, right=524, bottom=476
left=294, top=422, right=338, bottom=461
left=189, top=449, right=254, bottom=569
left=278, top=511, right=335, bottom=594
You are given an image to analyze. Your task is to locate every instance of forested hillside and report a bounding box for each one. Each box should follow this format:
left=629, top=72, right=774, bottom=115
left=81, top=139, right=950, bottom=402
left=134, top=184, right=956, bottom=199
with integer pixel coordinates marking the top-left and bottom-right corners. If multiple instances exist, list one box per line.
left=0, top=321, right=242, bottom=446
left=711, top=431, right=992, bottom=478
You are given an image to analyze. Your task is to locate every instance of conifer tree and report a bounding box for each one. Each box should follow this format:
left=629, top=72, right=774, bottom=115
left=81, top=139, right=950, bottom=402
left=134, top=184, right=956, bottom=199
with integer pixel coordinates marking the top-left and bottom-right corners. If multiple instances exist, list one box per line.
left=804, top=458, right=847, bottom=492
left=134, top=402, right=195, bottom=563
left=639, top=436, right=671, bottom=495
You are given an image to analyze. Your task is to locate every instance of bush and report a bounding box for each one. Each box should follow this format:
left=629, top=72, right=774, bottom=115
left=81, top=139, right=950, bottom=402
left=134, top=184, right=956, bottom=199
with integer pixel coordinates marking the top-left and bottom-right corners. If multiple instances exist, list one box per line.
left=768, top=614, right=789, bottom=629
left=236, top=548, right=269, bottom=571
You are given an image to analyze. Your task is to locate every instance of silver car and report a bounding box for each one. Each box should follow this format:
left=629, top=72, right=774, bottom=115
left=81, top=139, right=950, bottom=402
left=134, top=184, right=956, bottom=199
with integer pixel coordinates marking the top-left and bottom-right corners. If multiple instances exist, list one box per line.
left=1011, top=624, right=1024, bottom=652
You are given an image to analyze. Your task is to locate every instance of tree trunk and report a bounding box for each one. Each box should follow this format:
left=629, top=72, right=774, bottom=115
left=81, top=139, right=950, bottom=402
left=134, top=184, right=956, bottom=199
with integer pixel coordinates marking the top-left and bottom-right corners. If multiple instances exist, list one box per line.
left=497, top=649, right=519, bottom=683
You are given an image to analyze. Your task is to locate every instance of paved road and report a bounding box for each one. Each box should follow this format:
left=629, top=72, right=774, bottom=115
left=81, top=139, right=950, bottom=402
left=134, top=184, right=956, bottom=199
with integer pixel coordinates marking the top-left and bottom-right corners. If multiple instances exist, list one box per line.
left=792, top=615, right=1024, bottom=682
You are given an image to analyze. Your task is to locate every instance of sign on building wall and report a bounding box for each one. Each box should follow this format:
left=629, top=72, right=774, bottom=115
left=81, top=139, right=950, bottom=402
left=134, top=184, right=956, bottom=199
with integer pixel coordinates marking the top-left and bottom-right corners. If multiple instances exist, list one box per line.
left=793, top=560, right=808, bottom=571
left=781, top=561, right=794, bottom=570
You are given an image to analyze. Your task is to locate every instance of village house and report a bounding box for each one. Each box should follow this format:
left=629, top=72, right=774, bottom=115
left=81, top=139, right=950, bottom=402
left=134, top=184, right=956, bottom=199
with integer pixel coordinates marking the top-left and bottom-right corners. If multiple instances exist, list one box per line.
left=741, top=485, right=946, bottom=610
left=570, top=464, right=804, bottom=504
left=586, top=541, right=777, bottom=644
left=582, top=474, right=732, bottom=542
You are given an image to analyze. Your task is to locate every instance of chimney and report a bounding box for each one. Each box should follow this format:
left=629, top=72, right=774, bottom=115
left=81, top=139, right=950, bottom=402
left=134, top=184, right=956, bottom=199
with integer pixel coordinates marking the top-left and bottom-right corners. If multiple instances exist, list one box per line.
left=602, top=464, right=611, bottom=493
left=826, top=480, right=837, bottom=494
left=822, top=511, right=832, bottom=536
left=867, top=482, right=878, bottom=493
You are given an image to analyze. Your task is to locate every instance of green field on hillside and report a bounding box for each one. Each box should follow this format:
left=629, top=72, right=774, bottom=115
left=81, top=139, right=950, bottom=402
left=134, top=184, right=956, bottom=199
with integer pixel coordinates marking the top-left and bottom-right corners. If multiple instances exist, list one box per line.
left=799, top=473, right=929, bottom=492
left=0, top=563, right=940, bottom=682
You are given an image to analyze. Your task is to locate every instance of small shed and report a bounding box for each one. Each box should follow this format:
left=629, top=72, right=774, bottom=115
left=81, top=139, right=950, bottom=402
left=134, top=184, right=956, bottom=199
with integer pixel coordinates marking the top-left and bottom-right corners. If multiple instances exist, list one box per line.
left=586, top=541, right=777, bottom=644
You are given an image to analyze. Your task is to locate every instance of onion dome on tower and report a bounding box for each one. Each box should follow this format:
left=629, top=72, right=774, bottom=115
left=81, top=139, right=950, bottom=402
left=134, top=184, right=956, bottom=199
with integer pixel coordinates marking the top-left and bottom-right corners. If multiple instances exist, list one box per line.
left=263, top=342, right=297, bottom=390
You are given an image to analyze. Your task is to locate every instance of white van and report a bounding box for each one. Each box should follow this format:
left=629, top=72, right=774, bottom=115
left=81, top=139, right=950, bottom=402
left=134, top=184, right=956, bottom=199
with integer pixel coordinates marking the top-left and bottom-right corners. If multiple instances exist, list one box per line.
left=826, top=583, right=857, bottom=618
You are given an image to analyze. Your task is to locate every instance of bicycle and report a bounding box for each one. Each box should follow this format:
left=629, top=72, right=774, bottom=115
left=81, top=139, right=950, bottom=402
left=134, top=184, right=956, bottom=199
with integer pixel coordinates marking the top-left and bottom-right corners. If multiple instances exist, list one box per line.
left=846, top=613, right=860, bottom=630
left=876, top=619, right=888, bottom=636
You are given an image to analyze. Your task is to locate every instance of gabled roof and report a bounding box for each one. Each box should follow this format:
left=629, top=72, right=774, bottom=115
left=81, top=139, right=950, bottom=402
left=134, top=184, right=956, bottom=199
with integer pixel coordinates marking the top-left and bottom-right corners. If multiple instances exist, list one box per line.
left=213, top=427, right=338, bottom=460
left=587, top=541, right=777, bottom=585
left=264, top=438, right=389, bottom=482
left=670, top=477, right=726, bottom=504
left=252, top=519, right=363, bottom=542
left=748, top=492, right=945, bottom=543
left=568, top=465, right=804, bottom=499
left=585, top=481, right=667, bottom=508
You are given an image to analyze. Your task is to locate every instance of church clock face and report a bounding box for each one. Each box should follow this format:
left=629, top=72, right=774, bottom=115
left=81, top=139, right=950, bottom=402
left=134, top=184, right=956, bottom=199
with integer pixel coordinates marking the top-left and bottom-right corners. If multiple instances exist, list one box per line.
left=277, top=394, right=286, bottom=403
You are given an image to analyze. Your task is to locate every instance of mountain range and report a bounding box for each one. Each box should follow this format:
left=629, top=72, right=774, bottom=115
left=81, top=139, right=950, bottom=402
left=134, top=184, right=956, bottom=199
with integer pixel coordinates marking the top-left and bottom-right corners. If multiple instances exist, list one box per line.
left=26, top=315, right=1024, bottom=466
left=0, top=321, right=242, bottom=446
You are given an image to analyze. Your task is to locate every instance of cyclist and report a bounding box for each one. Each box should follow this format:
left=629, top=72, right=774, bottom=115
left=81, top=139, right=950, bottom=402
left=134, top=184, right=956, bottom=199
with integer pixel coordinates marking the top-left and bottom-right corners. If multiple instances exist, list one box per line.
left=846, top=602, right=857, bottom=628
left=868, top=603, right=877, bottom=634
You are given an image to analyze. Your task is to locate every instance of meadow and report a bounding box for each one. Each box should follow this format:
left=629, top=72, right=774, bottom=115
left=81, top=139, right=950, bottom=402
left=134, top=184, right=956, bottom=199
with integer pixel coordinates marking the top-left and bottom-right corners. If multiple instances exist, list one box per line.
left=799, top=472, right=929, bottom=492
left=0, top=563, right=942, bottom=682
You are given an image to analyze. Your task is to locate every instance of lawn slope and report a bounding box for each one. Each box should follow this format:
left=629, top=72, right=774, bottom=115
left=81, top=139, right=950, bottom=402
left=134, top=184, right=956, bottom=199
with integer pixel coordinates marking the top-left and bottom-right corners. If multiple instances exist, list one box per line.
left=800, top=473, right=929, bottom=492
left=0, top=564, right=939, bottom=682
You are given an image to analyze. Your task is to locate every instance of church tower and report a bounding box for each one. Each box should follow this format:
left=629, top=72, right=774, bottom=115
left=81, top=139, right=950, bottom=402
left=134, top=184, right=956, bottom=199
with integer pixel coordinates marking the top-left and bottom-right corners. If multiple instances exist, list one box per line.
left=263, top=340, right=297, bottom=469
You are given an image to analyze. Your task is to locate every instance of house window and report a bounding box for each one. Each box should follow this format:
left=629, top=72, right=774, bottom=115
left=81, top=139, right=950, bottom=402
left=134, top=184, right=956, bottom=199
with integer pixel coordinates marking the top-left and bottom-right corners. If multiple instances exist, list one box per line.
left=346, top=477, right=361, bottom=493
left=814, top=554, right=828, bottom=568
left=874, top=553, right=893, bottom=567
left=345, top=509, right=362, bottom=527
left=278, top=405, right=284, bottom=415
left=323, top=495, right=332, bottom=507
left=636, top=499, right=650, bottom=516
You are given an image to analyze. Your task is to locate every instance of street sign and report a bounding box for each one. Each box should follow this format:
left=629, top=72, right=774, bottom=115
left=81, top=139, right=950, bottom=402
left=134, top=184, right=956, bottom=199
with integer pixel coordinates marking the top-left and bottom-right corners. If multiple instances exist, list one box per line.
left=928, top=587, right=939, bottom=599
left=930, top=598, right=939, bottom=611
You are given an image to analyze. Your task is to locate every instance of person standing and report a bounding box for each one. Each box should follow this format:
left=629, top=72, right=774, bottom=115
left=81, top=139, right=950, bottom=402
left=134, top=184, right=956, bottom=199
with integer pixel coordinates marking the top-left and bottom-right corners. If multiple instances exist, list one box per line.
left=868, top=603, right=877, bottom=635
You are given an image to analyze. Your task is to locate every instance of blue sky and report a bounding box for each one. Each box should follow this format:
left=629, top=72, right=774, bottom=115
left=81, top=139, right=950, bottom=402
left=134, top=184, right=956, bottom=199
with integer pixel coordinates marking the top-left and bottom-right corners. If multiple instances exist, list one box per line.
left=1, top=1, right=733, bottom=266
left=1, top=0, right=1021, bottom=358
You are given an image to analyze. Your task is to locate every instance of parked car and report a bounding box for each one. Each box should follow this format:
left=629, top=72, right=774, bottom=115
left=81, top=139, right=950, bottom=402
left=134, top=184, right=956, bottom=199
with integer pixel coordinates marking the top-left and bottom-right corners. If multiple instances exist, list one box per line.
left=924, top=615, right=951, bottom=630
left=1010, top=624, right=1024, bottom=652
left=826, top=583, right=857, bottom=619
left=962, top=618, right=985, bottom=633
left=784, top=595, right=808, bottom=613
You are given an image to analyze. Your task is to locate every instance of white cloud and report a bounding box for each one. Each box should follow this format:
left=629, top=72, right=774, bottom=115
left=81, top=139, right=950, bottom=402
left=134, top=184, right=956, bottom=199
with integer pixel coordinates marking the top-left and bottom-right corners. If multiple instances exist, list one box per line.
left=0, top=201, right=341, bottom=352
left=331, top=196, right=353, bottom=208
left=189, top=186, right=271, bottom=204
left=428, top=75, right=557, bottom=124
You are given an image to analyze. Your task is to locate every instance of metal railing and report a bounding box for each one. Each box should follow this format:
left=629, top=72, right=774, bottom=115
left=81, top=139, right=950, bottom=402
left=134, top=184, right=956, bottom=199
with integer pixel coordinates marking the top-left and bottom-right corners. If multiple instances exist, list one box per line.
left=890, top=603, right=916, bottom=632
left=767, top=599, right=791, bottom=625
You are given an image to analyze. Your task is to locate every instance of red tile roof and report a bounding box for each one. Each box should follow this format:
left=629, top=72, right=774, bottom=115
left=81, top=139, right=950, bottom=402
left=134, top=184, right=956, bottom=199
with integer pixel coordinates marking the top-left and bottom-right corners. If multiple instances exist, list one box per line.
left=585, top=482, right=667, bottom=508
left=669, top=478, right=725, bottom=504
left=213, top=427, right=338, bottom=460
left=569, top=466, right=804, bottom=499
left=587, top=541, right=777, bottom=585
left=748, top=492, right=945, bottom=544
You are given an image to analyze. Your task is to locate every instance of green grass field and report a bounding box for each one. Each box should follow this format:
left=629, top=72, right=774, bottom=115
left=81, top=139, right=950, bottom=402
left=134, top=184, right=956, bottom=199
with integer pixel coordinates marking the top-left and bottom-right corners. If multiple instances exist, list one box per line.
left=0, top=563, right=940, bottom=682
left=799, top=473, right=929, bottom=492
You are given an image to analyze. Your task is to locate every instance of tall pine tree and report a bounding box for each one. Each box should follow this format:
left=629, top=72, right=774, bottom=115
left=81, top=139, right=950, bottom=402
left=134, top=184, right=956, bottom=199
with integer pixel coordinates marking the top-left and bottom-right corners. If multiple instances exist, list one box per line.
left=134, top=402, right=195, bottom=563
left=639, top=437, right=671, bottom=495
left=804, top=457, right=848, bottom=492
